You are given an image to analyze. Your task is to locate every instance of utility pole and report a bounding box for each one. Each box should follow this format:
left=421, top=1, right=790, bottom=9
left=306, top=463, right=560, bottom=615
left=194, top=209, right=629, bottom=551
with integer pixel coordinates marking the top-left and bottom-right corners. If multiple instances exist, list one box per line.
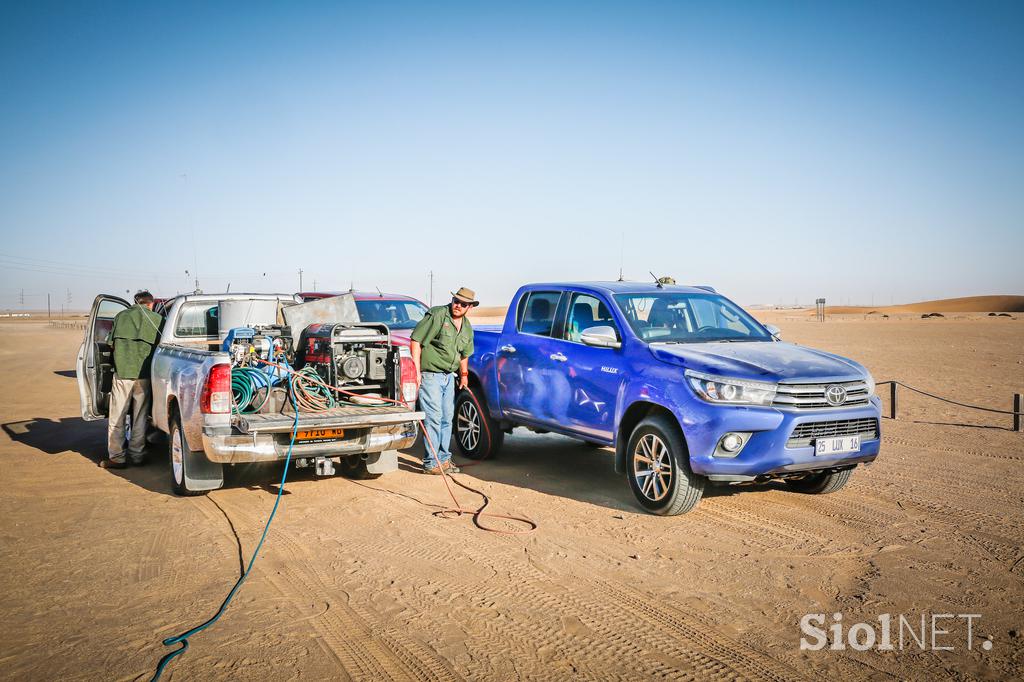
left=298, top=269, right=304, bottom=291
left=312, top=279, right=317, bottom=290
left=429, top=271, right=434, bottom=306
left=47, top=293, right=51, bottom=320
left=19, top=289, right=24, bottom=307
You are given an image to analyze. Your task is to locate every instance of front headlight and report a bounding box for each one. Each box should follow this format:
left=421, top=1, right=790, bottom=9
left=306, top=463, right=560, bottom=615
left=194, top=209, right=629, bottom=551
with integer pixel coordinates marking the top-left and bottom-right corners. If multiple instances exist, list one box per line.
left=685, top=370, right=777, bottom=406
left=865, top=372, right=876, bottom=397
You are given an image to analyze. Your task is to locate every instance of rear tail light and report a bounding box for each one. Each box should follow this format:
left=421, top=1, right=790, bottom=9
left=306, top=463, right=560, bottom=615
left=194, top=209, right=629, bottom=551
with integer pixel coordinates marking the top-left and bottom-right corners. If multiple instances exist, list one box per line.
left=399, top=354, right=418, bottom=404
left=201, top=363, right=232, bottom=414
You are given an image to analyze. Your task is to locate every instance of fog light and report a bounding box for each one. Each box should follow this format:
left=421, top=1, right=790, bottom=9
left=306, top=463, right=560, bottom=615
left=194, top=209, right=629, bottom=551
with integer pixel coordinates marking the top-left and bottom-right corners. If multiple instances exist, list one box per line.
left=721, top=433, right=744, bottom=452
left=713, top=432, right=751, bottom=458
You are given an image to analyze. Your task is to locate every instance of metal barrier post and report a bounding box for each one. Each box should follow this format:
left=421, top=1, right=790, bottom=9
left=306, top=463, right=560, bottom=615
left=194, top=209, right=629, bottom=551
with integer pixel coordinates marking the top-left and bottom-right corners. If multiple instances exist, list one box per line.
left=890, top=382, right=898, bottom=420
left=1015, top=394, right=1021, bottom=432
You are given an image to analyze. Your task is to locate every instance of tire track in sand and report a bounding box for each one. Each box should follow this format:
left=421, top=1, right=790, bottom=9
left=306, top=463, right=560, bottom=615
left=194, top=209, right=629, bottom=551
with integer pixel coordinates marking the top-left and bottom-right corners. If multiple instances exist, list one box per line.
left=218, top=496, right=461, bottom=682
left=353, top=527, right=808, bottom=681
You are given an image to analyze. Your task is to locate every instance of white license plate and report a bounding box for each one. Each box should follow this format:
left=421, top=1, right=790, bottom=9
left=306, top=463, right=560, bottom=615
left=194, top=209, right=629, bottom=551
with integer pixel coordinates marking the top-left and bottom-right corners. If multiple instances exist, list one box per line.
left=815, top=435, right=860, bottom=456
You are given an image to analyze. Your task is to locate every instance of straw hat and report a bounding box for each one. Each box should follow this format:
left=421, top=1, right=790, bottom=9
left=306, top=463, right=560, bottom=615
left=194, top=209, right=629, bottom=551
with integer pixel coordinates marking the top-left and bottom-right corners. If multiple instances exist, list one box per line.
left=451, top=287, right=480, bottom=307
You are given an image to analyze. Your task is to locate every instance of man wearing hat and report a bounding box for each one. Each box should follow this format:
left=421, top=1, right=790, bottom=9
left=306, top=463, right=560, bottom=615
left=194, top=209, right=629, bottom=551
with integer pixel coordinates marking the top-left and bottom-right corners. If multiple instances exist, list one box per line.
left=410, top=286, right=478, bottom=474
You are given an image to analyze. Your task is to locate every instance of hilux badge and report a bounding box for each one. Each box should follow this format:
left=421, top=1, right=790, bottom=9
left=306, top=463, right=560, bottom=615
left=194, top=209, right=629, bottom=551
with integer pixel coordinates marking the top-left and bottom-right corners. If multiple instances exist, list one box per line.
left=824, top=385, right=847, bottom=406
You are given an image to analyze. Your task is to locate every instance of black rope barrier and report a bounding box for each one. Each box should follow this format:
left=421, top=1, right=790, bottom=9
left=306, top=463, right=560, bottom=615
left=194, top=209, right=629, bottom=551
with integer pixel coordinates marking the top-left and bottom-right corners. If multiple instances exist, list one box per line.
left=877, top=380, right=1022, bottom=432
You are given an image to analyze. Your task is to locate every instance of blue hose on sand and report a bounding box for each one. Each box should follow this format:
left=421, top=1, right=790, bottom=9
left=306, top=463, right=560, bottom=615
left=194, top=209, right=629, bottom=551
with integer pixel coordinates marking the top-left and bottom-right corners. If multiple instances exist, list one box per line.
left=149, top=374, right=300, bottom=681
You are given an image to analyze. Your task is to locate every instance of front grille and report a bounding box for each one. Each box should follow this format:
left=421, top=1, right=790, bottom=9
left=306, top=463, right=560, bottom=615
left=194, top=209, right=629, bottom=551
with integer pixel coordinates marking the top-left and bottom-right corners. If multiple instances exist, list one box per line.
left=773, top=380, right=870, bottom=410
left=786, top=418, right=879, bottom=448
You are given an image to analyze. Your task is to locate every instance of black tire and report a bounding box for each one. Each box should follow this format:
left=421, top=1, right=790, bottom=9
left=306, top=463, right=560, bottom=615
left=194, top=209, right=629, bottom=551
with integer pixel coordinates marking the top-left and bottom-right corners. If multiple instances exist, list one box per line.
left=338, top=455, right=382, bottom=480
left=169, top=414, right=208, bottom=497
left=454, top=387, right=504, bottom=460
left=626, top=415, right=705, bottom=515
left=785, top=469, right=852, bottom=494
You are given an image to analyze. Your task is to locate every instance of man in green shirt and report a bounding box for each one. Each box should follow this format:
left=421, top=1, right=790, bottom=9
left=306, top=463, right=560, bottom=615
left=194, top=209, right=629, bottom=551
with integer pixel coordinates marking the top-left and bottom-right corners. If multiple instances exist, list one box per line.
left=410, top=286, right=477, bottom=474
left=101, top=290, right=163, bottom=469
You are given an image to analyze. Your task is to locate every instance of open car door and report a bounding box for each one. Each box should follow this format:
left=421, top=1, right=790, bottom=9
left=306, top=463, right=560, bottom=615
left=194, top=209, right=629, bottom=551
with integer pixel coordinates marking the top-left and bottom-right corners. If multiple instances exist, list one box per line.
left=76, top=294, right=130, bottom=421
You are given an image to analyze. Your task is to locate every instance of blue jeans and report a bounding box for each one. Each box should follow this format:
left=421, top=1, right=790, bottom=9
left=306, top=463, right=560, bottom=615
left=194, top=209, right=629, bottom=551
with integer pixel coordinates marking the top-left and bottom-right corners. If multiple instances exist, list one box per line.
left=418, top=371, right=455, bottom=468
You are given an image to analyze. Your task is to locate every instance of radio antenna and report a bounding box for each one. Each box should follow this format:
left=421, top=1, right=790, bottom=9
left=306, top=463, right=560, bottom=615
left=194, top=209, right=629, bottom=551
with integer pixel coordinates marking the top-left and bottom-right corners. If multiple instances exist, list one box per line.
left=618, top=232, right=625, bottom=281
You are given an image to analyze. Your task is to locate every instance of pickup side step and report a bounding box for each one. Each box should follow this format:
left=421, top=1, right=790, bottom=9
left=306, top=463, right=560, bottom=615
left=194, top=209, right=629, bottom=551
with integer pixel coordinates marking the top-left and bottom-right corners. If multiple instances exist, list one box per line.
left=234, top=405, right=424, bottom=434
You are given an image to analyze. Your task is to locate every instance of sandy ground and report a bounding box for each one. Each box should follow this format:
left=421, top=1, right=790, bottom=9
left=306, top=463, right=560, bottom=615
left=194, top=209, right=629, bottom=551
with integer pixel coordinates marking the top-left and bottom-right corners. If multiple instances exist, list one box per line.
left=1, top=316, right=1023, bottom=681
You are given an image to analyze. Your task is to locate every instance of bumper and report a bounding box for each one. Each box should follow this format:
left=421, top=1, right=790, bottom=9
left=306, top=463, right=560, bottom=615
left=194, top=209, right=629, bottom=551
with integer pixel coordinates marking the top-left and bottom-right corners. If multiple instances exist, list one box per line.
left=685, top=396, right=882, bottom=479
left=201, top=422, right=418, bottom=464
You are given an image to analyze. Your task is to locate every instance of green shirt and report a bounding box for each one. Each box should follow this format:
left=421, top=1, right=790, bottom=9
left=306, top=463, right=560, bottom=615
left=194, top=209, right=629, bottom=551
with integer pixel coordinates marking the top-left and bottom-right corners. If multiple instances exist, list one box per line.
left=108, top=305, right=163, bottom=380
left=411, top=305, right=474, bottom=373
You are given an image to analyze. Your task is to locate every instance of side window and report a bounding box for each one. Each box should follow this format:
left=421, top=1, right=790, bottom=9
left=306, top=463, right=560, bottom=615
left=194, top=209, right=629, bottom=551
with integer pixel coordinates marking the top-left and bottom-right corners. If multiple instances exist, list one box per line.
left=94, top=298, right=128, bottom=345
left=516, top=291, right=561, bottom=337
left=564, top=293, right=618, bottom=342
left=175, top=302, right=219, bottom=337
left=97, top=299, right=127, bottom=319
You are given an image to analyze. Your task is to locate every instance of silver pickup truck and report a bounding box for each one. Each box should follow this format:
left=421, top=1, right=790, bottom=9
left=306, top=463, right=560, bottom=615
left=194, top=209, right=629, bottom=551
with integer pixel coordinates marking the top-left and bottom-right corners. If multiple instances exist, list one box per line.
left=77, top=292, right=422, bottom=495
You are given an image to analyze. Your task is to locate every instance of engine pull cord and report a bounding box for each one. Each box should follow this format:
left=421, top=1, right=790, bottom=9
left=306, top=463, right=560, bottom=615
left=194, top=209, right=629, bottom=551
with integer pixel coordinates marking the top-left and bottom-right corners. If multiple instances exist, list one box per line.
left=150, top=375, right=302, bottom=682
left=253, top=358, right=536, bottom=535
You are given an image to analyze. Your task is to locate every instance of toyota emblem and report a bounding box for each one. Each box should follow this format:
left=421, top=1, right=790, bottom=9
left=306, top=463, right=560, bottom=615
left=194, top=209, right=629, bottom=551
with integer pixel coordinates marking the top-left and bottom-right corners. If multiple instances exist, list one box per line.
left=824, top=384, right=848, bottom=406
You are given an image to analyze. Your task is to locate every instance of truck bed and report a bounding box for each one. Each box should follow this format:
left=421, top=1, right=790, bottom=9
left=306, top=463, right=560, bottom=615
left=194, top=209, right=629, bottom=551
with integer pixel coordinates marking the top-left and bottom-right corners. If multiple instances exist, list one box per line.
left=234, top=405, right=424, bottom=434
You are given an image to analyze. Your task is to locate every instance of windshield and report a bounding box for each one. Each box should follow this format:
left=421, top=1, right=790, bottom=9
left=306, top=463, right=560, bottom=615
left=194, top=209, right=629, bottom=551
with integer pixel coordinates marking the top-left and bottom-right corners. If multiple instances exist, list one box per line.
left=355, top=299, right=428, bottom=330
left=613, top=292, right=771, bottom=343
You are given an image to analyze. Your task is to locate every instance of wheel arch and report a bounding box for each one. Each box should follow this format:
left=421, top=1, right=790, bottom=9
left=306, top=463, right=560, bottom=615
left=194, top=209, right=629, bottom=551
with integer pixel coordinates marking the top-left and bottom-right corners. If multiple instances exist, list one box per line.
left=615, top=401, right=686, bottom=474
left=465, top=370, right=497, bottom=419
left=166, top=395, right=180, bottom=422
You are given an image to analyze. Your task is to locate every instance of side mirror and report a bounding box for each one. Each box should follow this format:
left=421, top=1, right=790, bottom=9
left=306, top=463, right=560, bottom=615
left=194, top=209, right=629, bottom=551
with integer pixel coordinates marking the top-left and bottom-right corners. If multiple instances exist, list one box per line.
left=764, top=324, right=781, bottom=340
left=580, top=325, right=622, bottom=349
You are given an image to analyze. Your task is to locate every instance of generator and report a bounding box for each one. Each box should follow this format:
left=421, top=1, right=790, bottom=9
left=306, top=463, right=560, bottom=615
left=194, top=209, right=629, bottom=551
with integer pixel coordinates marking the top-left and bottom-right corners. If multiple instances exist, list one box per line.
left=298, top=322, right=400, bottom=398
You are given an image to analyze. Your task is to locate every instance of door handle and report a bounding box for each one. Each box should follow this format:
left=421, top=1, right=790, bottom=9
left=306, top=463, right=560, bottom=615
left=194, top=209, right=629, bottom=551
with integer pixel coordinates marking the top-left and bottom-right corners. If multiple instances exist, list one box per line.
left=499, top=344, right=517, bottom=354
left=549, top=352, right=567, bottom=362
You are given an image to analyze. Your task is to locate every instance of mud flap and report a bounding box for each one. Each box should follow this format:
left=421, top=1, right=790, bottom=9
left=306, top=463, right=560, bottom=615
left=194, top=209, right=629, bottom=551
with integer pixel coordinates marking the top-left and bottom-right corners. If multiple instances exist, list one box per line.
left=184, top=446, right=224, bottom=491
left=365, top=450, right=398, bottom=475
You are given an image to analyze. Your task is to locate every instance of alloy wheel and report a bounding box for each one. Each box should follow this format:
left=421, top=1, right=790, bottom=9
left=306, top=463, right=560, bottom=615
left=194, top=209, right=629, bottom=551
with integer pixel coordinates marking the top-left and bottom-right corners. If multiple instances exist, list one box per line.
left=633, top=433, right=672, bottom=502
left=457, top=400, right=481, bottom=452
left=171, top=426, right=184, bottom=485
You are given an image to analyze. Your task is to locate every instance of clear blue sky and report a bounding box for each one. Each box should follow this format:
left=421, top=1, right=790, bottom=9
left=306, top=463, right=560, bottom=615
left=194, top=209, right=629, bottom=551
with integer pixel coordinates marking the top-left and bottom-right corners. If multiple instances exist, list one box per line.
left=1, top=1, right=1021, bottom=310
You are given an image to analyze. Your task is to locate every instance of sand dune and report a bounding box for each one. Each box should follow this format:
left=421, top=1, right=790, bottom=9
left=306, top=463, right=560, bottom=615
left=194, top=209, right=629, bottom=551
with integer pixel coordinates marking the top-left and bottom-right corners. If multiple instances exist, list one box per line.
left=815, top=295, right=1024, bottom=315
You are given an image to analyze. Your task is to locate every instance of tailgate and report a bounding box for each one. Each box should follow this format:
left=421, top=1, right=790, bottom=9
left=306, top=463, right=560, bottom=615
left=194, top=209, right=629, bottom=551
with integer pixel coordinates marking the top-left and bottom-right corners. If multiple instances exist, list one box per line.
left=234, top=405, right=423, bottom=435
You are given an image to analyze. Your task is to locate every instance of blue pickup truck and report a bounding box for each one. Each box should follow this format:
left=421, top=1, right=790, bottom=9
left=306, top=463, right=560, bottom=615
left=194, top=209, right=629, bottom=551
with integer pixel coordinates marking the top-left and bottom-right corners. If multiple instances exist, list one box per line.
left=455, top=282, right=881, bottom=515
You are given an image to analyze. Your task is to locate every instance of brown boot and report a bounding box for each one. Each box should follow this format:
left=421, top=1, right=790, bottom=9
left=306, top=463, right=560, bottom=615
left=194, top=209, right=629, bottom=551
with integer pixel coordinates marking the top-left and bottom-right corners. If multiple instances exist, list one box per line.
left=99, top=459, right=127, bottom=470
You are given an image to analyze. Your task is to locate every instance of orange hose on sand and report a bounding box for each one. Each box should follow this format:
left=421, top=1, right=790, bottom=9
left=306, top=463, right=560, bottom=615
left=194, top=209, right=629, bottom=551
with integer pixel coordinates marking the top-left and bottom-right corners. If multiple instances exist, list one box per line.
left=255, top=359, right=536, bottom=534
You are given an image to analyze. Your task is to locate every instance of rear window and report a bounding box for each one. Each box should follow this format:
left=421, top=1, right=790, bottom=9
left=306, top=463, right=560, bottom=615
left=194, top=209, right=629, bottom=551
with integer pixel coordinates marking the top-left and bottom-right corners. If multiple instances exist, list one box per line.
left=516, top=291, right=562, bottom=337
left=175, top=302, right=219, bottom=337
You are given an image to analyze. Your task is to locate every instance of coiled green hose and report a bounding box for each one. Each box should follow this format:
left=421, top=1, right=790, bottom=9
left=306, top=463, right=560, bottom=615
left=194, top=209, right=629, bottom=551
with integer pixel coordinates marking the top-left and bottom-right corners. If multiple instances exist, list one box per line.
left=232, top=367, right=273, bottom=414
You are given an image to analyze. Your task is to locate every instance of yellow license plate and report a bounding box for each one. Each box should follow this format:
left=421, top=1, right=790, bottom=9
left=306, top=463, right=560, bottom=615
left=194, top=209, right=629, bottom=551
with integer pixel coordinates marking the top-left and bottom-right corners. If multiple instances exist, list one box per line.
left=295, top=428, right=345, bottom=442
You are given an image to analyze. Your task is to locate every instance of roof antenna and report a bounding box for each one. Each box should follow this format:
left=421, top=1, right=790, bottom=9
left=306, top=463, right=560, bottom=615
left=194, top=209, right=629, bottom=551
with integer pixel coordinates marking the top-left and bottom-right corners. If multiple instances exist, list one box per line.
left=375, top=286, right=383, bottom=297
left=618, top=232, right=625, bottom=281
